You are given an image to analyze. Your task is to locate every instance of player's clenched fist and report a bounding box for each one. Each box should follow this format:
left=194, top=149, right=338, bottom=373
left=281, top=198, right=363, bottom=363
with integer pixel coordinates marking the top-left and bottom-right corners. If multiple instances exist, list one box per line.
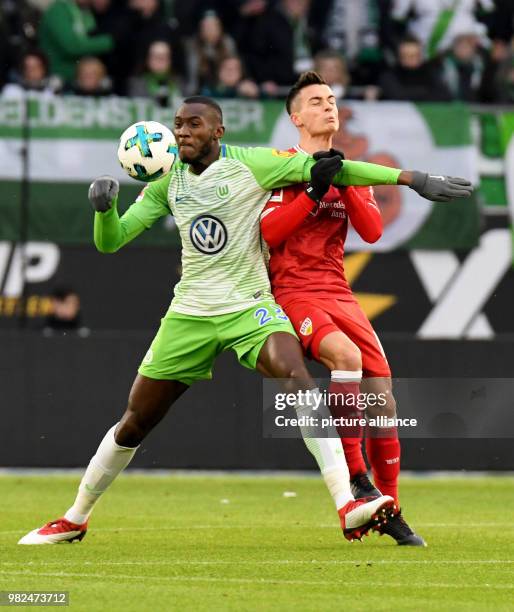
left=306, top=155, right=343, bottom=203
left=88, top=176, right=120, bottom=212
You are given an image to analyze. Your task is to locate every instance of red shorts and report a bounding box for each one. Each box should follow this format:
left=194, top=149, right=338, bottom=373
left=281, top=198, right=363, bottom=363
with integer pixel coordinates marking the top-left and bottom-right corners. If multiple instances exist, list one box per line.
left=280, top=297, right=391, bottom=378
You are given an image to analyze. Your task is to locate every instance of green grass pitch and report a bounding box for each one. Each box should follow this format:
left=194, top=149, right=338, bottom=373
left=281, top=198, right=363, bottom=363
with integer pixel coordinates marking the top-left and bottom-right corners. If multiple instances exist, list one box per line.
left=1, top=474, right=513, bottom=611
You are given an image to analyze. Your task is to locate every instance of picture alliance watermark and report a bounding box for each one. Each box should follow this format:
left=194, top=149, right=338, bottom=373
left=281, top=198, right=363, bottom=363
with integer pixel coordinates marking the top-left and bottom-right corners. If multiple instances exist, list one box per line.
left=263, top=378, right=514, bottom=439
left=273, top=389, right=417, bottom=431
left=274, top=414, right=418, bottom=429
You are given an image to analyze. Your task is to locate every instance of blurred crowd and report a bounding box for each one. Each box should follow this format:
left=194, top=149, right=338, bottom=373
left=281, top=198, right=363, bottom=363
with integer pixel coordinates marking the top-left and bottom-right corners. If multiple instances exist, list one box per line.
left=0, top=0, right=513, bottom=104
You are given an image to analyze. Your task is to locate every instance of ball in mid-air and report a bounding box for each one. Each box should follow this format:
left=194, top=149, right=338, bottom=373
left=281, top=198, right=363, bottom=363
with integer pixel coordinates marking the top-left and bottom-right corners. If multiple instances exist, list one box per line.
left=117, top=121, right=176, bottom=182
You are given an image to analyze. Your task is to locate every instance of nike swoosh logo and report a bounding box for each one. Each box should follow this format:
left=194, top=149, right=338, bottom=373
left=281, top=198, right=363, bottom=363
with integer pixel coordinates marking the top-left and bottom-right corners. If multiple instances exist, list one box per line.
left=176, top=197, right=186, bottom=202
left=84, top=483, right=101, bottom=494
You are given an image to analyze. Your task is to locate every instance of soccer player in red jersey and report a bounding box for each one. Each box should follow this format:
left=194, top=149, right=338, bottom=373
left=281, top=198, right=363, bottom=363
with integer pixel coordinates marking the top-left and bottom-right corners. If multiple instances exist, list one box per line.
left=261, top=72, right=426, bottom=546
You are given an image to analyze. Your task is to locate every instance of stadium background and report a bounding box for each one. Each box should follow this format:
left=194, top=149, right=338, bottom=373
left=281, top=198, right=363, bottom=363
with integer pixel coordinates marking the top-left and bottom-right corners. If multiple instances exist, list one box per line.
left=1, top=0, right=513, bottom=470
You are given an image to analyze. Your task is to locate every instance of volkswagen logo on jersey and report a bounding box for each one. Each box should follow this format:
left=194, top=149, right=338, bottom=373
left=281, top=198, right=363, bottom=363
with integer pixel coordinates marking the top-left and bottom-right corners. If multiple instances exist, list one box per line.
left=190, top=215, right=228, bottom=254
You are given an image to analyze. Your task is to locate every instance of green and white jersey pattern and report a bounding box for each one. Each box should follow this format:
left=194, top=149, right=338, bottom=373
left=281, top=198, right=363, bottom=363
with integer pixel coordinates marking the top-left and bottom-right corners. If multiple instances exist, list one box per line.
left=95, top=144, right=400, bottom=316
left=130, top=145, right=315, bottom=316
left=168, top=148, right=293, bottom=315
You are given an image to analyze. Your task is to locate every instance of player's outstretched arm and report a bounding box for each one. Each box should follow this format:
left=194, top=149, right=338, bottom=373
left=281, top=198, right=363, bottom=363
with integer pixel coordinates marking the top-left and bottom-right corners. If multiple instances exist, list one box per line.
left=231, top=146, right=473, bottom=202
left=326, top=157, right=473, bottom=202
left=232, top=145, right=402, bottom=192
left=90, top=175, right=171, bottom=253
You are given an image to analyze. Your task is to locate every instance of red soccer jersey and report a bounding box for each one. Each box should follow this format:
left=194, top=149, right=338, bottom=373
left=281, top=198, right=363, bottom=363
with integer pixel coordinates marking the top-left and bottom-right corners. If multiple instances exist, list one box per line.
left=260, top=148, right=382, bottom=303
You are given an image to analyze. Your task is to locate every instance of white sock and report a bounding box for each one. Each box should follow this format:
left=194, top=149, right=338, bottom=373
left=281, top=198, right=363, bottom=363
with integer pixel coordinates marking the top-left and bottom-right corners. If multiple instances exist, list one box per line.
left=331, top=370, right=363, bottom=383
left=295, top=388, right=353, bottom=510
left=64, top=423, right=138, bottom=524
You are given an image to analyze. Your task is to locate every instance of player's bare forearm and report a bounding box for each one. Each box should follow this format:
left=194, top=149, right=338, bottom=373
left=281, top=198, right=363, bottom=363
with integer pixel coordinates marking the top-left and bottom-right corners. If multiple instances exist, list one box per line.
left=397, top=171, right=413, bottom=186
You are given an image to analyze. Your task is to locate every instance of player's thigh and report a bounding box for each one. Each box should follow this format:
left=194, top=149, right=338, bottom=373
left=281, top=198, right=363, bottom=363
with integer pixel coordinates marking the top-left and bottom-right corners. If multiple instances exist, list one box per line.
left=317, top=330, right=362, bottom=372
left=257, top=331, right=311, bottom=387
left=138, top=312, right=221, bottom=386
left=280, top=300, right=339, bottom=361
left=220, top=301, right=311, bottom=386
left=331, top=300, right=391, bottom=378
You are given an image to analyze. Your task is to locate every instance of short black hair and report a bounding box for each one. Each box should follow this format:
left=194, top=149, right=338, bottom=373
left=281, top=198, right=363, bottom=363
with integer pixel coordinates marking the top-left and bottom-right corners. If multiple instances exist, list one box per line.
left=183, top=96, right=223, bottom=123
left=21, top=48, right=49, bottom=73
left=51, top=285, right=76, bottom=300
left=314, top=49, right=347, bottom=66
left=399, top=35, right=422, bottom=47
left=286, top=71, right=327, bottom=115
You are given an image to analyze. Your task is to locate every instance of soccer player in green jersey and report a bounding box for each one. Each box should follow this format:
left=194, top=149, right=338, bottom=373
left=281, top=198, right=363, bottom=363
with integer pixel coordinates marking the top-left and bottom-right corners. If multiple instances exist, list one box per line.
left=19, top=97, right=472, bottom=546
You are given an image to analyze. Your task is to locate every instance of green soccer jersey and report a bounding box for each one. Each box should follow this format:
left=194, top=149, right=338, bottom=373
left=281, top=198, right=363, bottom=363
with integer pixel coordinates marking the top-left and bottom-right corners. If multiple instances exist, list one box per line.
left=94, top=144, right=400, bottom=316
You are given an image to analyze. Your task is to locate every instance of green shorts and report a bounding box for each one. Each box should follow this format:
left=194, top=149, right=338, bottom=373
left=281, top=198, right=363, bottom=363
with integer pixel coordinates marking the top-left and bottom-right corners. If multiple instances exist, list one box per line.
left=138, top=301, right=297, bottom=385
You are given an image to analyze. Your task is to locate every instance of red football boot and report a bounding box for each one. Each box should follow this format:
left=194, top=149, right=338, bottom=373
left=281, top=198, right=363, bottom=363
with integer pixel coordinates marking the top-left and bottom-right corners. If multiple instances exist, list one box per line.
left=338, top=495, right=396, bottom=542
left=18, top=517, right=88, bottom=545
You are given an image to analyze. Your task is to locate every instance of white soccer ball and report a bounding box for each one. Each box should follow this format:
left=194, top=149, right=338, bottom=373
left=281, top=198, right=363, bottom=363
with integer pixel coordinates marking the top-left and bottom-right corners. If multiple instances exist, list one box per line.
left=117, top=121, right=176, bottom=182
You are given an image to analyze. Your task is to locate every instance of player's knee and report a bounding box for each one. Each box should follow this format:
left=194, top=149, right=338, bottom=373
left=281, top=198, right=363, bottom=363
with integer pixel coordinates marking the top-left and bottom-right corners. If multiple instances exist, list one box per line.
left=330, top=340, right=362, bottom=372
left=383, top=392, right=397, bottom=419
left=116, top=405, right=154, bottom=446
left=273, top=358, right=310, bottom=384
left=367, top=390, right=397, bottom=420
left=114, top=418, right=143, bottom=447
left=288, top=364, right=310, bottom=382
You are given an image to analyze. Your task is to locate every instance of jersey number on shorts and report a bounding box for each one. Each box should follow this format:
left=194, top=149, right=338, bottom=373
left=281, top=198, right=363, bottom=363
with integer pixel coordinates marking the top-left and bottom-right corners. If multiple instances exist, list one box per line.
left=254, top=306, right=289, bottom=326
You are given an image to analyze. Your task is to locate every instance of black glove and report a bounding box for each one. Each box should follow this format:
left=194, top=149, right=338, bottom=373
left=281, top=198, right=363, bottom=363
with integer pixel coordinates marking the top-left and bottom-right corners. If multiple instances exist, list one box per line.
left=409, top=172, right=473, bottom=202
left=88, top=176, right=120, bottom=212
left=306, top=155, right=343, bottom=202
left=313, top=148, right=345, bottom=161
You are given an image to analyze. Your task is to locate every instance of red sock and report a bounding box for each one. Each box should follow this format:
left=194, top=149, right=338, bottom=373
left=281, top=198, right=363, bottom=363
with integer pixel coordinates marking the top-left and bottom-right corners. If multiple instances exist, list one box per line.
left=329, top=372, right=366, bottom=478
left=365, top=427, right=401, bottom=506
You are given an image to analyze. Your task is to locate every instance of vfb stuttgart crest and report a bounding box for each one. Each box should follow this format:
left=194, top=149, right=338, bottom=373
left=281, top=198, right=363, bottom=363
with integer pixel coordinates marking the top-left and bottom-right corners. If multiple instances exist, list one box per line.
left=300, top=317, right=313, bottom=336
left=190, top=214, right=228, bottom=254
